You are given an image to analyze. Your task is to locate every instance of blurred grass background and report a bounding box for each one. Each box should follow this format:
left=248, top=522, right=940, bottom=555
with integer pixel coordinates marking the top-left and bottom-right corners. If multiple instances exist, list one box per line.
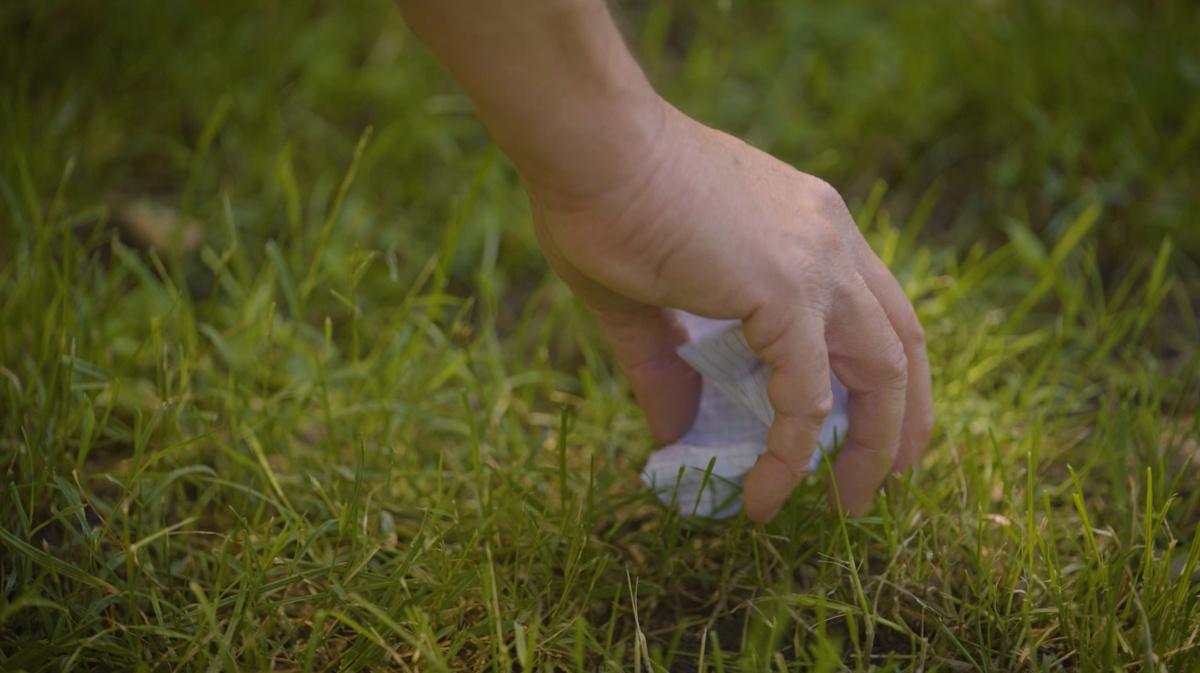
left=7, top=1, right=1199, bottom=278
left=2, top=0, right=1199, bottom=670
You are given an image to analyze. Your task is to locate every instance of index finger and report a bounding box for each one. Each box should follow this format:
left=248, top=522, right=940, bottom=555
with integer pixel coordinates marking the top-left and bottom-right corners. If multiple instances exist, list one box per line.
left=740, top=305, right=833, bottom=523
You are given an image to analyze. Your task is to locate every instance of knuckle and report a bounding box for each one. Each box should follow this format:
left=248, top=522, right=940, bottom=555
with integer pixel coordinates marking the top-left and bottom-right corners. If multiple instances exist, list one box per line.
left=879, top=341, right=909, bottom=383
left=762, top=447, right=808, bottom=483
left=795, top=179, right=852, bottom=257
left=795, top=389, right=835, bottom=424
left=808, top=394, right=835, bottom=423
left=744, top=306, right=795, bottom=363
left=808, top=177, right=848, bottom=217
left=896, top=314, right=927, bottom=350
left=767, top=377, right=833, bottom=427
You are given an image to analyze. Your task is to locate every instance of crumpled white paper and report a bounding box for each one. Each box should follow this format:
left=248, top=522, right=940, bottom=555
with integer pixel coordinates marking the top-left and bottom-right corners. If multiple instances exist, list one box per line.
left=641, top=312, right=849, bottom=518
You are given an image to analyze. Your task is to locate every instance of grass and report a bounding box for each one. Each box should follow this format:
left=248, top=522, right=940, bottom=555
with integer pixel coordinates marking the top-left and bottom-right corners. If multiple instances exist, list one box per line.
left=2, top=0, right=1200, bottom=670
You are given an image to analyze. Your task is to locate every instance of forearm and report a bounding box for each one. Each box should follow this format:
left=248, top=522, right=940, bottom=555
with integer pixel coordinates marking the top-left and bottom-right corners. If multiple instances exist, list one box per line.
left=396, top=0, right=666, bottom=201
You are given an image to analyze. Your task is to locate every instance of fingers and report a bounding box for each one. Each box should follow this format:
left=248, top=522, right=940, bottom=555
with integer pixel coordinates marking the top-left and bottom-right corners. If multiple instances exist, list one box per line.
left=740, top=305, right=833, bottom=523
left=825, top=273, right=909, bottom=515
left=855, top=248, right=933, bottom=472
left=591, top=306, right=701, bottom=444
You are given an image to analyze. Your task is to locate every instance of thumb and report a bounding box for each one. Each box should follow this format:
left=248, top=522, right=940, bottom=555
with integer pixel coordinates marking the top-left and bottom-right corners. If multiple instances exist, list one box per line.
left=591, top=305, right=701, bottom=444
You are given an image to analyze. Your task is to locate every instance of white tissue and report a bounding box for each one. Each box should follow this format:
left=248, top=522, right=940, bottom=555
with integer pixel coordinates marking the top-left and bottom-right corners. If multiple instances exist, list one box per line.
left=640, top=313, right=849, bottom=518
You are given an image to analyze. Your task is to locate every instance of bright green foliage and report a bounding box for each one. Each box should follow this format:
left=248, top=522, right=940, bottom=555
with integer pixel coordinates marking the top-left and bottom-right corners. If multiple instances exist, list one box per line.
left=2, top=1, right=1198, bottom=671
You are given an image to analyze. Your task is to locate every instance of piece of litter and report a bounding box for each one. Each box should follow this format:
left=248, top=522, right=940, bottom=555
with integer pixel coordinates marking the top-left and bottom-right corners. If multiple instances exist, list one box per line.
left=641, top=312, right=849, bottom=518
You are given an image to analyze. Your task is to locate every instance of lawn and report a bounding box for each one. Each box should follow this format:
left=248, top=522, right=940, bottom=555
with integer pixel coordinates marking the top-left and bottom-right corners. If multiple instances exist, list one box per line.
left=2, top=0, right=1199, bottom=670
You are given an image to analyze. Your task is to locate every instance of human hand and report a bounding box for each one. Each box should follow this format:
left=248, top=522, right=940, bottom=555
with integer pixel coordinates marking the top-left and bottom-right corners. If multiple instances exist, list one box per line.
left=394, top=0, right=930, bottom=521
left=525, top=102, right=933, bottom=521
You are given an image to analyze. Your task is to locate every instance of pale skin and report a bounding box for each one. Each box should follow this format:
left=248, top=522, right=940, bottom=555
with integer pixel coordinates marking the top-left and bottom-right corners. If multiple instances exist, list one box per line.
left=396, top=0, right=933, bottom=521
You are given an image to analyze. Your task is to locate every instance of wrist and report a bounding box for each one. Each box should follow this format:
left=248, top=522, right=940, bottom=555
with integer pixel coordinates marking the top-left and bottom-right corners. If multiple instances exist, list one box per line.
left=398, top=0, right=676, bottom=210
left=516, top=93, right=680, bottom=213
